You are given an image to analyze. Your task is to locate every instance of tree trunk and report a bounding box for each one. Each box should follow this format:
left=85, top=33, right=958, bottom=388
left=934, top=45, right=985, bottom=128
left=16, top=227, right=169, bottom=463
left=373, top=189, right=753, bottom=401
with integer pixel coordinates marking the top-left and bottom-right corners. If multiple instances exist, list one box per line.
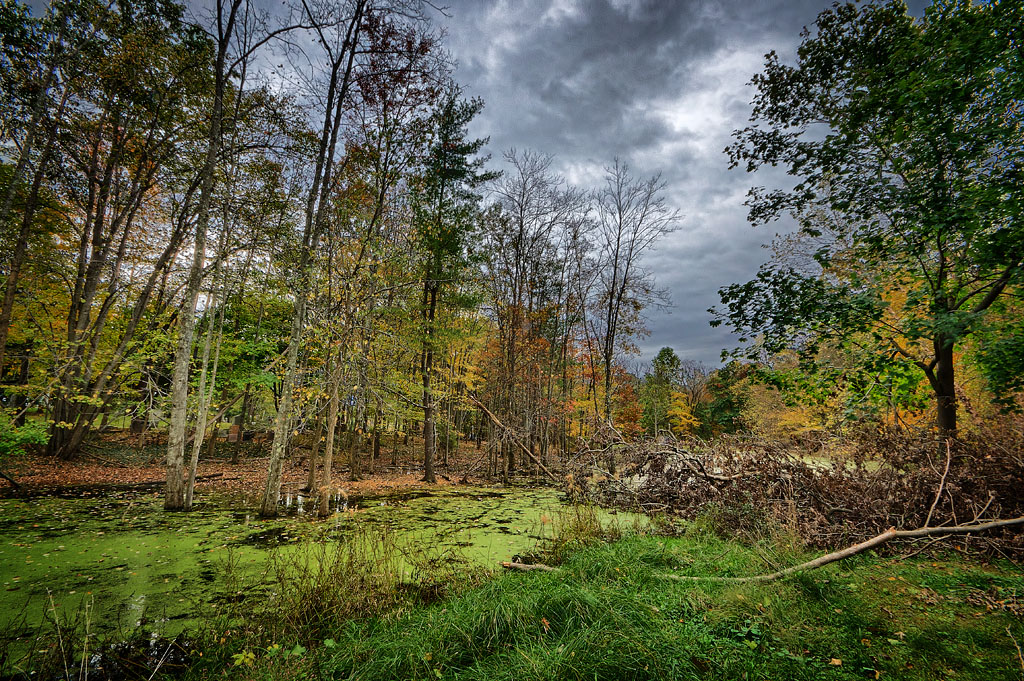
left=391, top=412, right=400, bottom=466
left=240, top=383, right=251, bottom=431
left=602, top=355, right=613, bottom=423
left=371, top=414, right=381, bottom=474
left=165, top=4, right=237, bottom=510
left=322, top=368, right=341, bottom=491
left=258, top=2, right=366, bottom=516
left=934, top=336, right=957, bottom=438
left=421, top=282, right=438, bottom=483
left=185, top=263, right=227, bottom=510
left=304, top=404, right=324, bottom=492
left=260, top=300, right=305, bottom=517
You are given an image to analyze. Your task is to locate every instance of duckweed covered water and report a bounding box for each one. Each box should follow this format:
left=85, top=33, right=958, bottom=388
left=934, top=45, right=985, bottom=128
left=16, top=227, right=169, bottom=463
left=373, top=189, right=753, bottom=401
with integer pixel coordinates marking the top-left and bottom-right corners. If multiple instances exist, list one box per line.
left=0, top=484, right=588, bottom=645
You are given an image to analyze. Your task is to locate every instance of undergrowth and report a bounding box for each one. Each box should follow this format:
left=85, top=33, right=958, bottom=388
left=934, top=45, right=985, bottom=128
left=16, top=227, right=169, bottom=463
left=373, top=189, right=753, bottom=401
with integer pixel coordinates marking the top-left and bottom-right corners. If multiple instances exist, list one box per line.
left=5, top=505, right=1023, bottom=680
left=184, top=507, right=1024, bottom=681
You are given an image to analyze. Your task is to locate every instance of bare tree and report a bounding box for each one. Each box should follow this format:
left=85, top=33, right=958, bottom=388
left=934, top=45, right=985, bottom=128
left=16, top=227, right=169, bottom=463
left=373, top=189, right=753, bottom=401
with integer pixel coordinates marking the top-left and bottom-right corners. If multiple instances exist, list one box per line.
left=590, top=160, right=680, bottom=424
left=676, top=359, right=712, bottom=414
left=481, top=149, right=587, bottom=470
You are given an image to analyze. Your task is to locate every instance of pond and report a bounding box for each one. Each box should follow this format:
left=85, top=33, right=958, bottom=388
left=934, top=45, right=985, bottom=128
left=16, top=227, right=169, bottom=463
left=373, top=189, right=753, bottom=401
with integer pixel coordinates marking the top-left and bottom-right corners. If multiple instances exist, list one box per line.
left=0, top=483, right=615, bottom=653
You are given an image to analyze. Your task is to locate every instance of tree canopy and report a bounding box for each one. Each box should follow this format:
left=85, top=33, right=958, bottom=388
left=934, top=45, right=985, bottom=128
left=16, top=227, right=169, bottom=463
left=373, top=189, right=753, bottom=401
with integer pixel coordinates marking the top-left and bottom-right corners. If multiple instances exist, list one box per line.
left=715, top=0, right=1024, bottom=436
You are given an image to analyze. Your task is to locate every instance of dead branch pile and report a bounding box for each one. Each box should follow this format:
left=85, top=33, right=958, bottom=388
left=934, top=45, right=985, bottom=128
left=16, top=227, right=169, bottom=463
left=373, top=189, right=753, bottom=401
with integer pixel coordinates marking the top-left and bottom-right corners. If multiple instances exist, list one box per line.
left=569, top=424, right=1024, bottom=554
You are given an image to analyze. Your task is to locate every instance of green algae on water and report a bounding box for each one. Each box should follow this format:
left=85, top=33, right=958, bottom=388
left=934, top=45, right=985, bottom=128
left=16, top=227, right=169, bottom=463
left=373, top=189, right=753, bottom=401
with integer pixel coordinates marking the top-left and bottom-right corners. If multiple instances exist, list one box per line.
left=0, top=485, right=618, bottom=651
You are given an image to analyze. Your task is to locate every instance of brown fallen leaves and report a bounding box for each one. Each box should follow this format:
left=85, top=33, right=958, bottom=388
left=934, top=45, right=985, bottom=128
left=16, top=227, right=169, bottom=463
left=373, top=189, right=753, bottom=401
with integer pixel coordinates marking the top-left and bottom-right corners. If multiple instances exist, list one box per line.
left=1, top=433, right=483, bottom=498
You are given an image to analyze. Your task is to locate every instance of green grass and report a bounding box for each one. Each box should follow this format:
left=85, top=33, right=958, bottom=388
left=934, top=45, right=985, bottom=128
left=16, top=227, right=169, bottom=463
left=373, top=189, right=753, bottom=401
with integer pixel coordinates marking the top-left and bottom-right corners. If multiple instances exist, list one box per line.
left=189, top=524, right=1024, bottom=681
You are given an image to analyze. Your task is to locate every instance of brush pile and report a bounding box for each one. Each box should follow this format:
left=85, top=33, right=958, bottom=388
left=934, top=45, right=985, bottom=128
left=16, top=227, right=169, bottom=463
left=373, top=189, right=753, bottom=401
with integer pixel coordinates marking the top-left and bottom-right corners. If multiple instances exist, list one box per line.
left=568, top=423, right=1024, bottom=554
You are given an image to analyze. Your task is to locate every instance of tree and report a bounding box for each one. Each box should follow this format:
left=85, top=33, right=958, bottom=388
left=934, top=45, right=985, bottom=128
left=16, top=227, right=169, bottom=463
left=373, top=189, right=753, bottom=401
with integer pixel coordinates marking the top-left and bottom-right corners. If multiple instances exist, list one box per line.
left=590, top=160, right=680, bottom=424
left=639, top=346, right=680, bottom=436
left=717, top=0, right=1024, bottom=437
left=480, top=150, right=587, bottom=471
left=410, top=91, right=495, bottom=483
left=166, top=0, right=245, bottom=510
left=39, top=0, right=211, bottom=459
left=259, top=0, right=372, bottom=517
left=695, top=362, right=749, bottom=437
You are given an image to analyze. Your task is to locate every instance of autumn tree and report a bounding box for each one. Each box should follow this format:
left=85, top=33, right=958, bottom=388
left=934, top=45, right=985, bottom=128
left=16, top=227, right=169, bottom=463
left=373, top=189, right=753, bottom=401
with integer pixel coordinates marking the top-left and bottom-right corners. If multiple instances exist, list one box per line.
left=33, top=0, right=212, bottom=459
left=410, top=92, right=495, bottom=483
left=717, top=0, right=1024, bottom=437
left=480, top=150, right=587, bottom=471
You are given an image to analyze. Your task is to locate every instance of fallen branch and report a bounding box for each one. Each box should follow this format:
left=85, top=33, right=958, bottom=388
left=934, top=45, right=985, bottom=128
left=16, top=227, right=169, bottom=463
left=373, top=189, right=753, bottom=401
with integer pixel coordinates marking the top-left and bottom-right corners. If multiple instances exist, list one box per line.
left=667, top=516, right=1024, bottom=583
left=459, top=447, right=489, bottom=483
left=1008, top=626, right=1024, bottom=676
left=502, top=561, right=557, bottom=573
left=500, top=516, right=1024, bottom=583
left=924, top=440, right=952, bottom=528
left=468, top=395, right=558, bottom=482
left=0, top=469, right=20, bottom=489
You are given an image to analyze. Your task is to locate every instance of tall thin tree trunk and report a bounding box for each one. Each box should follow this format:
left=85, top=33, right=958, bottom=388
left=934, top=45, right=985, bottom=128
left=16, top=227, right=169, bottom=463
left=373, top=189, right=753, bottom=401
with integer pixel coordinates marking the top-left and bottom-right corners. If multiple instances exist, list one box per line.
left=165, top=2, right=238, bottom=509
left=260, top=298, right=306, bottom=516
left=183, top=295, right=216, bottom=510
left=421, top=282, right=438, bottom=483
left=304, top=401, right=324, bottom=492
left=321, top=354, right=342, bottom=492
left=348, top=427, right=360, bottom=481
left=259, top=1, right=366, bottom=517
left=184, top=246, right=228, bottom=509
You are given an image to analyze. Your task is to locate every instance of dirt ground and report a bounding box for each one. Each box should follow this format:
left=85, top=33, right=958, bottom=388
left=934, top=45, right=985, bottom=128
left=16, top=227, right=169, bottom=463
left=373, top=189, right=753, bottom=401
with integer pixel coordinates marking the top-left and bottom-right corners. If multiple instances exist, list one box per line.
left=0, top=429, right=493, bottom=499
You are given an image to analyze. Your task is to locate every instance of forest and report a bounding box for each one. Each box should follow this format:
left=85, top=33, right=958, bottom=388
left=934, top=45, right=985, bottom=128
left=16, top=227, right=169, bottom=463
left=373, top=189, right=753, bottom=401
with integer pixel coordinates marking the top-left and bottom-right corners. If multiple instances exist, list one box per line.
left=0, top=0, right=1022, bottom=679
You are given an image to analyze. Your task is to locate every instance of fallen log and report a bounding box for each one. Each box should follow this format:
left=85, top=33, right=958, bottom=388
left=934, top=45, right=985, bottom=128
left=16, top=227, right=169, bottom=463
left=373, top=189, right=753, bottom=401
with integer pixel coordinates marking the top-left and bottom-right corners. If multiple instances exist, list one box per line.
left=502, top=561, right=557, bottom=573
left=467, top=395, right=558, bottom=483
left=500, top=516, right=1024, bottom=583
left=0, top=469, right=20, bottom=489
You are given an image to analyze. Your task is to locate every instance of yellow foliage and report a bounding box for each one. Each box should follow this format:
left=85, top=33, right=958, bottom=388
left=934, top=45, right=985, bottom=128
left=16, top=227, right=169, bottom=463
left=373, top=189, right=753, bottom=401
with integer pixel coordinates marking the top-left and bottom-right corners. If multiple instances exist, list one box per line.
left=667, top=392, right=700, bottom=435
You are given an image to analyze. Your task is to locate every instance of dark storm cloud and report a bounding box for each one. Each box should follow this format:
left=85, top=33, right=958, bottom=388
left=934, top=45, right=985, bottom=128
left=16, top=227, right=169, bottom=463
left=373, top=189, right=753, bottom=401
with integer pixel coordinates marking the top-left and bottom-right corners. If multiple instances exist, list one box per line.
left=435, top=0, right=925, bottom=366
left=448, top=0, right=742, bottom=163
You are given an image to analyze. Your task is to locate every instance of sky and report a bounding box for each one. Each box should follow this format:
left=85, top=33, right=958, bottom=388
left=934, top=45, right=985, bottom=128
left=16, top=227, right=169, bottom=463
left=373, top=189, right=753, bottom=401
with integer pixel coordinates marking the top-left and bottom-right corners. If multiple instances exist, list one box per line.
left=435, top=0, right=927, bottom=368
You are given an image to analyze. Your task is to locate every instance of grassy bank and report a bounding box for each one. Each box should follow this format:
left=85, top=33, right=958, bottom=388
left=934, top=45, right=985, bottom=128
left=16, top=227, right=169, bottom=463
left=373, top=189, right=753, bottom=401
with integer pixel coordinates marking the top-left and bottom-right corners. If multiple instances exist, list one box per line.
left=183, top=517, right=1023, bottom=681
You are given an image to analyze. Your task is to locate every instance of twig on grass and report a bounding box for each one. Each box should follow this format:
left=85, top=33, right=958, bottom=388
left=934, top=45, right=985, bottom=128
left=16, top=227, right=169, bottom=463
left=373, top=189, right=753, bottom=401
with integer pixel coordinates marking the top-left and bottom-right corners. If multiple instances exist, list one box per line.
left=500, top=516, right=1024, bottom=584
left=1007, top=626, right=1024, bottom=677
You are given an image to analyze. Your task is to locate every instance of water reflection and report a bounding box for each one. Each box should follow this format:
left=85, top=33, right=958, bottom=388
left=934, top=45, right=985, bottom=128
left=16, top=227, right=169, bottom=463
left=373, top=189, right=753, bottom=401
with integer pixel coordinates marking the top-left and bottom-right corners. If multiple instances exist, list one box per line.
left=280, top=490, right=349, bottom=514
